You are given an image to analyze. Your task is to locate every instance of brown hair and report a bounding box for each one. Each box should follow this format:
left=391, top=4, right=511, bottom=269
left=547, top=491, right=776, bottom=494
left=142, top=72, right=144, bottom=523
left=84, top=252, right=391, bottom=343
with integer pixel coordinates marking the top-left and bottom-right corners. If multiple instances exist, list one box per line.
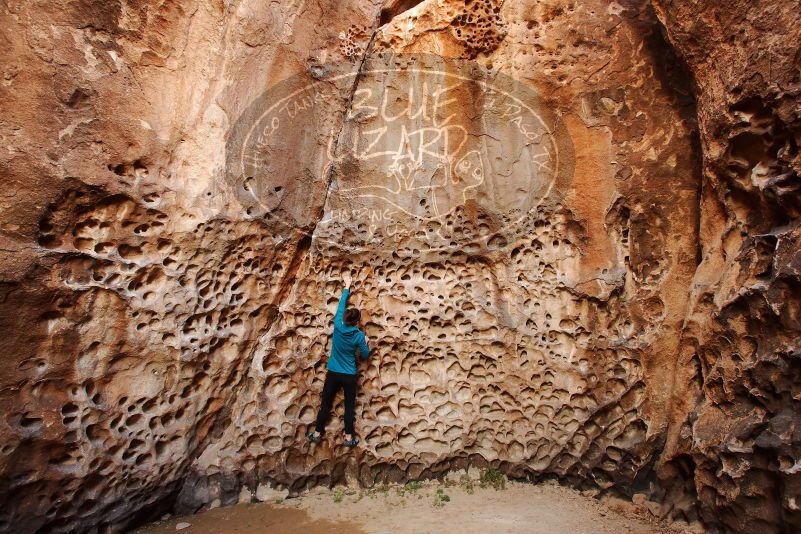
left=344, top=308, right=360, bottom=326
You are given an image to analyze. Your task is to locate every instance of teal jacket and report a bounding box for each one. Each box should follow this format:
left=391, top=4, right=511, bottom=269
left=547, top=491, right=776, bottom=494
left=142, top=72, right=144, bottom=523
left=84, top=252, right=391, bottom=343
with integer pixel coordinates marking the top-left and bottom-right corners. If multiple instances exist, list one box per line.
left=327, top=288, right=369, bottom=375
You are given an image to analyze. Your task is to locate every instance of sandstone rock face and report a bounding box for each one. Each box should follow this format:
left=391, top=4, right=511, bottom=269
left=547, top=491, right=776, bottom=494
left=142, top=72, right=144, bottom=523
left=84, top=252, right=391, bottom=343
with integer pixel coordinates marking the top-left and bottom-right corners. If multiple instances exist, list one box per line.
left=0, top=1, right=795, bottom=533
left=0, top=0, right=380, bottom=531
left=197, top=0, right=700, bottom=515
left=652, top=1, right=801, bottom=532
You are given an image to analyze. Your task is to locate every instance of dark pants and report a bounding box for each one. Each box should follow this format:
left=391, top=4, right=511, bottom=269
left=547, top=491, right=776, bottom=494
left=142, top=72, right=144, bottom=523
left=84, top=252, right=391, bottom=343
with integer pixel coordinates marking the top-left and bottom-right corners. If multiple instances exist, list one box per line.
left=315, top=371, right=357, bottom=435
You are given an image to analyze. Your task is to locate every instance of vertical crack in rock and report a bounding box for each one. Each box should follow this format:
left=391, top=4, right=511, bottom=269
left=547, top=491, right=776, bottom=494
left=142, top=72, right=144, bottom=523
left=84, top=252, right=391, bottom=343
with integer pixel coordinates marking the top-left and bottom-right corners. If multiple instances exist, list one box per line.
left=314, top=23, right=383, bottom=243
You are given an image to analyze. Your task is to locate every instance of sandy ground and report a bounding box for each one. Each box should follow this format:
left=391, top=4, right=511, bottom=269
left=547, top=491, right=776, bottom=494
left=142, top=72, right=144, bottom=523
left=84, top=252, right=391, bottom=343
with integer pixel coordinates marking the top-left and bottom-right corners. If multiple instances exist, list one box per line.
left=136, top=479, right=699, bottom=534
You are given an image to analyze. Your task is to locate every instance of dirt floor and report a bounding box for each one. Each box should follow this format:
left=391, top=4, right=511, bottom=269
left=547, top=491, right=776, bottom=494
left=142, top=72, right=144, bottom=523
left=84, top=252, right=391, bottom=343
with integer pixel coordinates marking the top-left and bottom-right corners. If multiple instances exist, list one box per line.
left=135, top=477, right=701, bottom=534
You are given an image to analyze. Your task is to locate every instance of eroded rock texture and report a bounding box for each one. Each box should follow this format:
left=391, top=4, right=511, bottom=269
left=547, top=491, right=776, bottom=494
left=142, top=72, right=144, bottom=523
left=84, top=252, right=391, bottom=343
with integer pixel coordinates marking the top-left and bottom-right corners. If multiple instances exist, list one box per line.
left=0, top=0, right=379, bottom=531
left=0, top=0, right=795, bottom=533
left=196, top=0, right=700, bottom=516
left=652, top=1, right=801, bottom=532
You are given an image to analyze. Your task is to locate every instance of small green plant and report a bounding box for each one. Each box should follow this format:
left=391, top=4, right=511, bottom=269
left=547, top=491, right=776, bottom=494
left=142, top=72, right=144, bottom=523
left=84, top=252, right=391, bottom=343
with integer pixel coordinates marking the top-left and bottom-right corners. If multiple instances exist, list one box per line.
left=366, top=483, right=390, bottom=498
left=433, top=488, right=451, bottom=507
left=333, top=489, right=344, bottom=503
left=459, top=475, right=475, bottom=494
left=479, top=468, right=507, bottom=490
left=405, top=481, right=423, bottom=492
left=273, top=498, right=284, bottom=505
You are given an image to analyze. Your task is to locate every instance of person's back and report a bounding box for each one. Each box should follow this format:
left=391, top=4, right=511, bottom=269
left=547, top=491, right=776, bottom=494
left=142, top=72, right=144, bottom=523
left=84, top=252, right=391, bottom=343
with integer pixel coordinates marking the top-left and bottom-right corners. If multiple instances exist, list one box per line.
left=327, top=288, right=369, bottom=375
left=307, top=279, right=369, bottom=447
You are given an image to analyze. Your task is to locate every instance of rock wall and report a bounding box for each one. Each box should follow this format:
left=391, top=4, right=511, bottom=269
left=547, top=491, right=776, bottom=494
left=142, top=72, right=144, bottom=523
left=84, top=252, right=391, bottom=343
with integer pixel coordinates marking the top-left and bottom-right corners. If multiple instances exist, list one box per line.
left=0, top=0, right=795, bottom=533
left=0, top=0, right=379, bottom=531
left=189, top=0, right=700, bottom=516
left=651, top=1, right=801, bottom=532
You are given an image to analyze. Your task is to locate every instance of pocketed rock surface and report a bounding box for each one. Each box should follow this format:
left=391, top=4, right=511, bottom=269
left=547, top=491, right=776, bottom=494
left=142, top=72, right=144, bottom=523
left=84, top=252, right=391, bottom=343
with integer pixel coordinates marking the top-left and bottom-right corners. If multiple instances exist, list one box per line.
left=0, top=0, right=798, bottom=533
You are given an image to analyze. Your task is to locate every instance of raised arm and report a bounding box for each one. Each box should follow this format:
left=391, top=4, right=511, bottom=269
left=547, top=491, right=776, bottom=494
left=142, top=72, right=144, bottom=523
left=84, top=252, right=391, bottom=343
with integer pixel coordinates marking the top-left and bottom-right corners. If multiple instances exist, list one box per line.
left=334, top=287, right=350, bottom=327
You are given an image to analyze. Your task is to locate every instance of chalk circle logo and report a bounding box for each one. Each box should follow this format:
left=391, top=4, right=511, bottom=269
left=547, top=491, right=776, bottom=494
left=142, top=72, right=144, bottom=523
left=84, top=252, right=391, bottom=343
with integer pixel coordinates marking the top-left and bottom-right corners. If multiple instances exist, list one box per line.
left=226, top=54, right=574, bottom=252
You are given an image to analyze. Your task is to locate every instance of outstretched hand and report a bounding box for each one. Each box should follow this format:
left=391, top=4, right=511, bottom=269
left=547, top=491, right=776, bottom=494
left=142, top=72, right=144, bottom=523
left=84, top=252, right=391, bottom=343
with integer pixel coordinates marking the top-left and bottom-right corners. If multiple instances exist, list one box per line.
left=342, top=270, right=353, bottom=290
